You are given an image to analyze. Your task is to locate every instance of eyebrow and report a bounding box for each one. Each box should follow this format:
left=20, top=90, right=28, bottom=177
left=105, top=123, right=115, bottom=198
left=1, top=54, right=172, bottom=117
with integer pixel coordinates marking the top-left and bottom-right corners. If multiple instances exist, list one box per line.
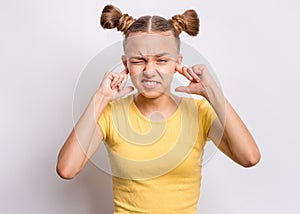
left=155, top=52, right=171, bottom=57
left=129, top=52, right=171, bottom=60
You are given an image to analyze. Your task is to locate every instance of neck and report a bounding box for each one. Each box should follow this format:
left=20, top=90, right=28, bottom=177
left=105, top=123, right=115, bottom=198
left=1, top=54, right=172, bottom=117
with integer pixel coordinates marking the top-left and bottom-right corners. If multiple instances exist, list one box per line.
left=133, top=92, right=181, bottom=119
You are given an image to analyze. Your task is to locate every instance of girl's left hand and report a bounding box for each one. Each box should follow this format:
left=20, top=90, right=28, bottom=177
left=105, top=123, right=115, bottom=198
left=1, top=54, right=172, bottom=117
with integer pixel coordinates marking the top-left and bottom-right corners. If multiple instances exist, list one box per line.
left=175, top=64, right=216, bottom=99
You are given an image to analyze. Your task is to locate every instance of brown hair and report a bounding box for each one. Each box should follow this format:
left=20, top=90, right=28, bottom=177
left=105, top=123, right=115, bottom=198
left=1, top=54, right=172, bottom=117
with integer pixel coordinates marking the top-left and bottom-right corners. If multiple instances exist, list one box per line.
left=100, top=4, right=200, bottom=39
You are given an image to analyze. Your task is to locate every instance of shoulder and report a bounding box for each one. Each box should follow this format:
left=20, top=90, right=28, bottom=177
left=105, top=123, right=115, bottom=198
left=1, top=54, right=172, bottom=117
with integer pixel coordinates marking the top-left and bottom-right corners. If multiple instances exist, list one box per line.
left=104, top=94, right=134, bottom=116
left=100, top=94, right=133, bottom=117
left=181, top=96, right=216, bottom=121
left=109, top=94, right=133, bottom=107
left=181, top=96, right=211, bottom=110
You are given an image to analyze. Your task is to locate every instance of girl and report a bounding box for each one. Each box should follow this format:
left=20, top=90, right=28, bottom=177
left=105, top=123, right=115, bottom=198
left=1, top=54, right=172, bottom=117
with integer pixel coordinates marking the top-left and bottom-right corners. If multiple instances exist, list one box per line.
left=56, top=4, right=261, bottom=213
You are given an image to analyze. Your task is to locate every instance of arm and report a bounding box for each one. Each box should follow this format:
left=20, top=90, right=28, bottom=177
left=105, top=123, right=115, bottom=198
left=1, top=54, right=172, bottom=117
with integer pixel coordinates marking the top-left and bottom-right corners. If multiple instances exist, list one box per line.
left=56, top=94, right=109, bottom=179
left=175, top=64, right=261, bottom=168
left=206, top=85, right=260, bottom=167
left=56, top=70, right=133, bottom=179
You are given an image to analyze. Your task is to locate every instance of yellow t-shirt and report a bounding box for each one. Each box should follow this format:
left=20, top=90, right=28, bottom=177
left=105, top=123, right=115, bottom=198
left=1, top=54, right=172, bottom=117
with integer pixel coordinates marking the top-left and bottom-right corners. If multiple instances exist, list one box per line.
left=98, top=94, right=216, bottom=214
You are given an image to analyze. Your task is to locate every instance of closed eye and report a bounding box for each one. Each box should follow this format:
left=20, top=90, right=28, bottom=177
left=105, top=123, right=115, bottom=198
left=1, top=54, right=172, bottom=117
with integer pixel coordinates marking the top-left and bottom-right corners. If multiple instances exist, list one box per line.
left=130, top=60, right=145, bottom=64
left=157, top=58, right=169, bottom=63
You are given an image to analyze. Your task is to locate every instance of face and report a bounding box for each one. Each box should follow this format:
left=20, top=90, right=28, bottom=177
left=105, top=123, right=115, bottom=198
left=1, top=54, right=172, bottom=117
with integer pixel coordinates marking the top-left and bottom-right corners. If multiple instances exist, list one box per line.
left=122, top=31, right=182, bottom=99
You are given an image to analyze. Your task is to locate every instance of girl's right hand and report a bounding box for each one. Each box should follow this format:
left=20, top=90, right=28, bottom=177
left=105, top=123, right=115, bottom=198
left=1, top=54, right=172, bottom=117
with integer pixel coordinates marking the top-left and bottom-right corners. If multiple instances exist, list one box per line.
left=95, top=69, right=134, bottom=101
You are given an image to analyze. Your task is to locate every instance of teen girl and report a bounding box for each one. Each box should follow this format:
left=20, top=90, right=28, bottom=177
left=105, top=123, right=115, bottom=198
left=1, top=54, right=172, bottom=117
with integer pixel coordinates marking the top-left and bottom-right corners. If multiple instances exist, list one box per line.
left=56, top=4, right=260, bottom=213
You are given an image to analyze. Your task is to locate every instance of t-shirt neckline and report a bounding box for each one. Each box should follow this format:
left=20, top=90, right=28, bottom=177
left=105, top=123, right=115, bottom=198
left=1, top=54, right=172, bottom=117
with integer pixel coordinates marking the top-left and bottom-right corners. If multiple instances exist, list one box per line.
left=129, top=94, right=184, bottom=123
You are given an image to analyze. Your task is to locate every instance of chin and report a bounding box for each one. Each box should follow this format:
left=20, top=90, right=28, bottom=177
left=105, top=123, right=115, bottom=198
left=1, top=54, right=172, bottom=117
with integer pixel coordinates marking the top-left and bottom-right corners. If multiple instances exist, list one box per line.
left=138, top=90, right=166, bottom=99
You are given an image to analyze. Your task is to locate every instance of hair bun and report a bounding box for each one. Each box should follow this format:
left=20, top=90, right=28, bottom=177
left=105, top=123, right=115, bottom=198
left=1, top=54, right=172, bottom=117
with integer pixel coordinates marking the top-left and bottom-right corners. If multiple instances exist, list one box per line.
left=100, top=4, right=135, bottom=34
left=118, top=14, right=136, bottom=34
left=170, top=9, right=200, bottom=36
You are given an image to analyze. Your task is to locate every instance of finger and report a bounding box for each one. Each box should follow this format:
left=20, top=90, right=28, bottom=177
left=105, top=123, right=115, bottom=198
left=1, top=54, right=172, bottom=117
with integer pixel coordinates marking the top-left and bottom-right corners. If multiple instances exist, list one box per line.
left=104, top=71, right=112, bottom=78
left=176, top=65, right=193, bottom=81
left=175, top=64, right=183, bottom=73
left=117, top=74, right=125, bottom=86
left=175, top=86, right=191, bottom=94
left=108, top=72, right=118, bottom=81
left=112, top=74, right=121, bottom=85
left=187, top=67, right=201, bottom=82
left=182, top=67, right=193, bottom=81
left=192, top=65, right=205, bottom=77
left=117, top=74, right=127, bottom=90
left=111, top=75, right=120, bottom=89
left=115, top=86, right=135, bottom=99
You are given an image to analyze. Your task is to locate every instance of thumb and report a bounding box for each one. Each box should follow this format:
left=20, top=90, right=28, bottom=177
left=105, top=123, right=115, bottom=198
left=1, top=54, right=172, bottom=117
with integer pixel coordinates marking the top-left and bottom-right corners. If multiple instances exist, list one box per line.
left=175, top=86, right=191, bottom=94
left=115, top=86, right=134, bottom=99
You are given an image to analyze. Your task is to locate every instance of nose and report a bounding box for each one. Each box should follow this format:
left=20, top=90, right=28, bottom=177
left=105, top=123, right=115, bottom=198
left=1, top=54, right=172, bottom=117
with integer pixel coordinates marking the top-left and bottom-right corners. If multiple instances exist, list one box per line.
left=143, top=61, right=156, bottom=78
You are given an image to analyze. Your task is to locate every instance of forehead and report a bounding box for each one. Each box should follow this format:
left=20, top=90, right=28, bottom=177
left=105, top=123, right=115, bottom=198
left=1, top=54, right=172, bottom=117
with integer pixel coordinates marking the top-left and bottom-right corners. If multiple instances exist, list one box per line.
left=124, top=33, right=179, bottom=59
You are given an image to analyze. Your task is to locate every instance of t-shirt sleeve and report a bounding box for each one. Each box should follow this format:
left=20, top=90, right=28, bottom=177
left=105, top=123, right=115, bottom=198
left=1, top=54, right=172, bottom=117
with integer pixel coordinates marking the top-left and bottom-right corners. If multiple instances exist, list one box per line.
left=97, top=102, right=112, bottom=142
left=198, top=98, right=217, bottom=142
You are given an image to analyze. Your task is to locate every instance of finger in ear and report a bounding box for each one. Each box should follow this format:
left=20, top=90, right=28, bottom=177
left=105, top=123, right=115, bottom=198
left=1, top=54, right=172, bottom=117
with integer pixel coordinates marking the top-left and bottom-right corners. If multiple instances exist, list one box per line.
left=175, top=64, right=183, bottom=73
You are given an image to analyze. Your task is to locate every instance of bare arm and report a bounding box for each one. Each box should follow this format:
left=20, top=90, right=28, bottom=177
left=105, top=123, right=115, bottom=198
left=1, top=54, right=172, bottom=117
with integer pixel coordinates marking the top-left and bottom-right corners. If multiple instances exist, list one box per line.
left=175, top=64, right=261, bottom=167
left=56, top=70, right=133, bottom=179
left=206, top=85, right=260, bottom=167
left=56, top=94, right=110, bottom=179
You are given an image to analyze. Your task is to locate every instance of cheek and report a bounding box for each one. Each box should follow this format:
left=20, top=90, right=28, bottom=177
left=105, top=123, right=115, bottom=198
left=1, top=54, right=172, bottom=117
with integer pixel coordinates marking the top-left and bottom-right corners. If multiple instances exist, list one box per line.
left=161, top=64, right=176, bottom=74
left=128, top=64, right=144, bottom=74
left=128, top=69, right=140, bottom=79
left=128, top=70, right=141, bottom=85
left=161, top=72, right=174, bottom=82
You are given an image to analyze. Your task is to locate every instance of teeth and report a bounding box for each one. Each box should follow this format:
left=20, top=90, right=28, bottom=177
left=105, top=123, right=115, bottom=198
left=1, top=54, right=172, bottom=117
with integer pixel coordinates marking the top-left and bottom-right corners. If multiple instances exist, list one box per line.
left=143, top=80, right=157, bottom=86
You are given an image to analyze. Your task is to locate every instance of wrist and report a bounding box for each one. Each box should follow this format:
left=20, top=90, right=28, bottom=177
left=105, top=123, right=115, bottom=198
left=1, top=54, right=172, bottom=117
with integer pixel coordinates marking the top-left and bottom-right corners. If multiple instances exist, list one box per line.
left=92, top=91, right=112, bottom=104
left=204, top=83, right=223, bottom=103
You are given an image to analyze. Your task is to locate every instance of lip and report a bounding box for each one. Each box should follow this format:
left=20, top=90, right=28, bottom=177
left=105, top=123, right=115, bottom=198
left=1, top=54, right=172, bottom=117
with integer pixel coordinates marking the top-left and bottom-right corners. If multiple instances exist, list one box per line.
left=141, top=79, right=161, bottom=89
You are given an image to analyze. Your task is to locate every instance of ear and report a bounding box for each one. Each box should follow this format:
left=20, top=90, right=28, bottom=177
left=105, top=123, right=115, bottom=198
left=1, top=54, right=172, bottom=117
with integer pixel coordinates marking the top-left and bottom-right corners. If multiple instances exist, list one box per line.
left=121, top=55, right=129, bottom=73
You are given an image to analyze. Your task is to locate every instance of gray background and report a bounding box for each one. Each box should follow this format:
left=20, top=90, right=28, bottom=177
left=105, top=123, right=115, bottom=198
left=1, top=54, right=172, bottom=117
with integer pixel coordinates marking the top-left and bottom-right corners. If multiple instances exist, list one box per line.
left=1, top=0, right=299, bottom=213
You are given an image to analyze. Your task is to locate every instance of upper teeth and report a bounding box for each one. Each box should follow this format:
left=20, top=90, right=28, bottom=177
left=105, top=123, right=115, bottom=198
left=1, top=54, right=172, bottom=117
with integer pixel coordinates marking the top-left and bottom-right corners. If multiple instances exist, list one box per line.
left=144, top=81, right=157, bottom=86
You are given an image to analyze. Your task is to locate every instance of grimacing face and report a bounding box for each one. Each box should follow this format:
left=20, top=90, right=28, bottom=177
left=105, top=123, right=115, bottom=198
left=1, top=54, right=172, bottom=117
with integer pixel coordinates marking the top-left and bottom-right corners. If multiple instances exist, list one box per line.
left=122, top=32, right=182, bottom=98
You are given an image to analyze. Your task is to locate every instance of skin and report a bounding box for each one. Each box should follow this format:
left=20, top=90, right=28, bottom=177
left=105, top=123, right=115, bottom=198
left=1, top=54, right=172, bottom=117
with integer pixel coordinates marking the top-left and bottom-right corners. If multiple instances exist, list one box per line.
left=122, top=32, right=183, bottom=119
left=56, top=30, right=260, bottom=180
left=175, top=64, right=261, bottom=167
